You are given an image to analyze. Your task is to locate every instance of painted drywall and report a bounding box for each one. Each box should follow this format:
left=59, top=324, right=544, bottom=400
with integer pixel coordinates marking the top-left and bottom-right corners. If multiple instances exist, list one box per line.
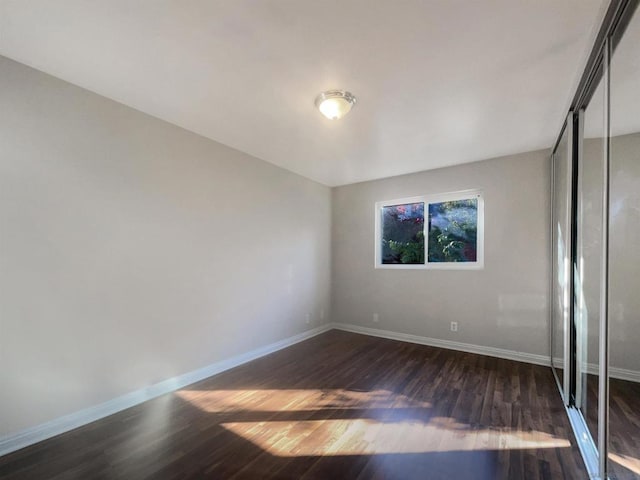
left=610, top=135, right=640, bottom=372
left=577, top=134, right=604, bottom=373
left=0, top=55, right=331, bottom=438
left=580, top=132, right=640, bottom=372
left=331, top=150, right=551, bottom=357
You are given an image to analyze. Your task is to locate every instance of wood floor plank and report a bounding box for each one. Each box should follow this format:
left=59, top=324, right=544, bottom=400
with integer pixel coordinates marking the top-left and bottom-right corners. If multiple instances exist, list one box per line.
left=0, top=330, right=591, bottom=479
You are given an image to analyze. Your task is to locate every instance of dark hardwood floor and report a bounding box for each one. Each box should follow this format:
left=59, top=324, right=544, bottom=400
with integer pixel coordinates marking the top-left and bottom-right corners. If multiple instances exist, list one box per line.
left=0, top=330, right=587, bottom=479
left=584, top=373, right=640, bottom=480
left=609, top=377, right=640, bottom=480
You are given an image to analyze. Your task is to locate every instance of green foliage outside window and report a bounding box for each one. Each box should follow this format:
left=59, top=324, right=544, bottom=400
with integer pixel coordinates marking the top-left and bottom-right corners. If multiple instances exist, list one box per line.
left=427, top=199, right=478, bottom=263
left=381, top=203, right=425, bottom=264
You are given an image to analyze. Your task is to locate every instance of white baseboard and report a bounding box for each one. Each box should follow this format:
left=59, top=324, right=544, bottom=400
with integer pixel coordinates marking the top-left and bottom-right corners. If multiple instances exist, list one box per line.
left=5, top=322, right=638, bottom=458
left=337, top=324, right=640, bottom=383
left=0, top=324, right=332, bottom=458
left=332, top=323, right=551, bottom=366
left=552, top=356, right=564, bottom=368
left=552, top=356, right=640, bottom=383
left=609, top=366, right=640, bottom=383
left=583, top=363, right=640, bottom=383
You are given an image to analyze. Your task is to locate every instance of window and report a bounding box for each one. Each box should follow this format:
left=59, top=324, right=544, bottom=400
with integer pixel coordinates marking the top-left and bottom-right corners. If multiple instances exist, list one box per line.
left=380, top=201, right=425, bottom=265
left=375, top=190, right=484, bottom=269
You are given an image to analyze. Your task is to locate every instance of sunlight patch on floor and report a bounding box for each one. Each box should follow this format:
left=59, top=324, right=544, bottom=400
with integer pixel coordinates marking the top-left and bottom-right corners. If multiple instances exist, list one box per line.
left=176, top=388, right=431, bottom=412
left=220, top=419, right=571, bottom=457
left=610, top=452, right=640, bottom=475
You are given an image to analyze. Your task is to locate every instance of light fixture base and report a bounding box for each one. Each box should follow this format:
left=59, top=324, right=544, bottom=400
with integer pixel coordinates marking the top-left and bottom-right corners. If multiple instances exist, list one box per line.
left=315, top=90, right=356, bottom=120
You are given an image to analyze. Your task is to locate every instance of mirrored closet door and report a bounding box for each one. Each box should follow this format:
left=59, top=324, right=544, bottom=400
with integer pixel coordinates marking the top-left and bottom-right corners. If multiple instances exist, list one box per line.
left=608, top=6, right=640, bottom=478
left=576, top=75, right=605, bottom=460
left=550, top=1, right=639, bottom=478
left=551, top=119, right=573, bottom=401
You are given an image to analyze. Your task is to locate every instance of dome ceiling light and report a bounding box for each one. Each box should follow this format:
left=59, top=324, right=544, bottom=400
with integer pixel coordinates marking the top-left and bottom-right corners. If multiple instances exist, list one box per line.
left=315, top=90, right=356, bottom=120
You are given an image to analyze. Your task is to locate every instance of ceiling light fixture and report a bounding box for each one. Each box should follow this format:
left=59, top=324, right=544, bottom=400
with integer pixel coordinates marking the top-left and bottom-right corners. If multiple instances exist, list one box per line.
left=315, top=90, right=356, bottom=120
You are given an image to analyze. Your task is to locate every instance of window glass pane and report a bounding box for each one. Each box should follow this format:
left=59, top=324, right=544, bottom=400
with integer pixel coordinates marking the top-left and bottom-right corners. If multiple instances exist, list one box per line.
left=427, top=198, right=478, bottom=263
left=381, top=202, right=425, bottom=264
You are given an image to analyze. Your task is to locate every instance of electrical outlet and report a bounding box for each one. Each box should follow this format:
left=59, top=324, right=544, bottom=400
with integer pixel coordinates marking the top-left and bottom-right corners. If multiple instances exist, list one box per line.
left=450, top=321, right=458, bottom=332
left=305, top=313, right=311, bottom=324
left=373, top=313, right=379, bottom=323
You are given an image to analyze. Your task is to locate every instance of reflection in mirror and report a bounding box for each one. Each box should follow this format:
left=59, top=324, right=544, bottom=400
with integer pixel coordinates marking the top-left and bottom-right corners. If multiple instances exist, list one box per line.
left=609, top=7, right=640, bottom=479
left=577, top=77, right=604, bottom=451
left=551, top=123, right=571, bottom=398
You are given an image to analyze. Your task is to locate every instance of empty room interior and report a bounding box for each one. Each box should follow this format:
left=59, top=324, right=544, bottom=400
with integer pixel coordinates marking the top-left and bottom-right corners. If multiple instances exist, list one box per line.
left=1, top=1, right=639, bottom=479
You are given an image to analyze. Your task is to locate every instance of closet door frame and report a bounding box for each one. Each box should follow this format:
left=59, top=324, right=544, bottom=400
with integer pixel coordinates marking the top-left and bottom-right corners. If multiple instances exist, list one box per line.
left=549, top=1, right=639, bottom=478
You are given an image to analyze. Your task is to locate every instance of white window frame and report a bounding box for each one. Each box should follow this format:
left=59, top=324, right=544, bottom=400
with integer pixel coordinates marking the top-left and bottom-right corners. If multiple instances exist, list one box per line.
left=374, top=189, right=484, bottom=270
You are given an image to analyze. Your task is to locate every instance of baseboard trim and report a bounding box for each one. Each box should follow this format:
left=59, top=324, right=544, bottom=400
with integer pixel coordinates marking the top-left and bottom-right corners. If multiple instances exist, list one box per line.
left=5, top=322, right=637, bottom=458
left=336, top=324, right=640, bottom=382
left=584, top=363, right=640, bottom=383
left=609, top=366, right=640, bottom=383
left=332, top=323, right=551, bottom=367
left=0, top=324, right=332, bottom=458
left=552, top=356, right=640, bottom=383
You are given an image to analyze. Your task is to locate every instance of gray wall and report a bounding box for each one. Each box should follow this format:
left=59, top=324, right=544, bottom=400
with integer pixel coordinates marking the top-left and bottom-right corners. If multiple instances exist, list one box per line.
left=577, top=132, right=640, bottom=373
left=331, top=150, right=551, bottom=357
left=609, top=133, right=640, bottom=372
left=578, top=136, right=604, bottom=369
left=0, top=56, right=331, bottom=437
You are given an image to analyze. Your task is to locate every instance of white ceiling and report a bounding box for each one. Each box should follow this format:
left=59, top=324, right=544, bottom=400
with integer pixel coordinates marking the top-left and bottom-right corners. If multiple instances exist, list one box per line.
left=585, top=7, right=640, bottom=139
left=0, top=0, right=606, bottom=186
